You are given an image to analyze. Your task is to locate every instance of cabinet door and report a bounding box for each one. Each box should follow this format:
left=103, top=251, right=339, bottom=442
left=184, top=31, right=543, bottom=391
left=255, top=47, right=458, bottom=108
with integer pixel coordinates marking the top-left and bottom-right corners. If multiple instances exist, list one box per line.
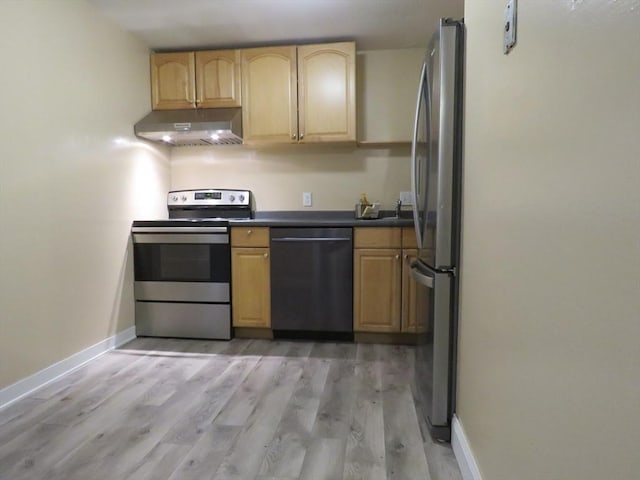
left=231, top=248, right=271, bottom=327
left=241, top=46, right=298, bottom=144
left=354, top=248, right=402, bottom=332
left=150, top=52, right=196, bottom=110
left=195, top=50, right=241, bottom=108
left=401, top=248, right=428, bottom=333
left=298, top=42, right=356, bottom=143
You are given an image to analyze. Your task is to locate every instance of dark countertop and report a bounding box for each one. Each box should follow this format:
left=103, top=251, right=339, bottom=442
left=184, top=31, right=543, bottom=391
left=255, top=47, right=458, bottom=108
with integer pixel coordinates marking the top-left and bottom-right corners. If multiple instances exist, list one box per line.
left=229, top=210, right=414, bottom=227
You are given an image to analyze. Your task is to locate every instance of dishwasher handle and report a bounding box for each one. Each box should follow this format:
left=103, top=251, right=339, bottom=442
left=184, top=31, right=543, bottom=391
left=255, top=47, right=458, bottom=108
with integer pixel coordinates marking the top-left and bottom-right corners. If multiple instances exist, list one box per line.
left=271, top=237, right=352, bottom=243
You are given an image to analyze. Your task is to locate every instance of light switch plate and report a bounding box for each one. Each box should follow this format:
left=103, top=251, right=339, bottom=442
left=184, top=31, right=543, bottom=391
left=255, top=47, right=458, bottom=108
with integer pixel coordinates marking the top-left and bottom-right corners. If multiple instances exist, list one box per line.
left=303, top=192, right=312, bottom=207
left=504, top=0, right=517, bottom=54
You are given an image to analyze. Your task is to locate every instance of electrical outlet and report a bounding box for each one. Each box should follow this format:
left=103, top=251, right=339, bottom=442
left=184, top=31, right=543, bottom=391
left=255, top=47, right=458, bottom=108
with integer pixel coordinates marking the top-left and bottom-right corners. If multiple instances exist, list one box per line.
left=303, top=192, right=312, bottom=207
left=399, top=191, right=413, bottom=205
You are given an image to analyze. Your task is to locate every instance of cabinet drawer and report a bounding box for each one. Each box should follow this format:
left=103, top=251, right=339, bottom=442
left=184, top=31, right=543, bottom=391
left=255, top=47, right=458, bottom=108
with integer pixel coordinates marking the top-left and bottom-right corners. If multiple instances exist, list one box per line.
left=354, top=227, right=401, bottom=248
left=231, top=227, right=269, bottom=247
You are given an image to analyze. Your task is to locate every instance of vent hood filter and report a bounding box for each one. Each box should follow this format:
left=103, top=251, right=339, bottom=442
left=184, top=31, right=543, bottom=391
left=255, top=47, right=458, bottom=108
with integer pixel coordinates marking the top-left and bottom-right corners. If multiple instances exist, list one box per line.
left=134, top=108, right=242, bottom=146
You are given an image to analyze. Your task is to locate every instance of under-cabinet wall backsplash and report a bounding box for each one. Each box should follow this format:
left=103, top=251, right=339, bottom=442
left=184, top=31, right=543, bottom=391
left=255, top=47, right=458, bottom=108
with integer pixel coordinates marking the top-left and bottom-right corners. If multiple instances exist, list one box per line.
left=170, top=145, right=411, bottom=211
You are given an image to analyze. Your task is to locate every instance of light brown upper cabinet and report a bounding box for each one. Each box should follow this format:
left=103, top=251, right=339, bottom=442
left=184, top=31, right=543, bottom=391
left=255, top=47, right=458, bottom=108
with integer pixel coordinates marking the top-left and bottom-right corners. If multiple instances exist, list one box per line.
left=151, top=52, right=196, bottom=110
left=241, top=42, right=356, bottom=144
left=298, top=42, right=356, bottom=143
left=150, top=50, right=241, bottom=110
left=195, top=50, right=241, bottom=108
left=240, top=46, right=298, bottom=144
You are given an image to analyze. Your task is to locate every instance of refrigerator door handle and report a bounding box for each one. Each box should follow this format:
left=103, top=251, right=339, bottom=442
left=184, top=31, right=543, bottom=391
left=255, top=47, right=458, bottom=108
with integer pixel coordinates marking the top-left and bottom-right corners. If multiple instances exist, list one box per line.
left=410, top=261, right=434, bottom=288
left=411, top=57, right=429, bottom=249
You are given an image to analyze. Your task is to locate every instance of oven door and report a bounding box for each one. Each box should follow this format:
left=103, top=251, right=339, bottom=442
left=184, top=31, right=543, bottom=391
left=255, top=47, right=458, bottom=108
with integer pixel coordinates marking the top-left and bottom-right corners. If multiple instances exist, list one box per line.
left=132, top=229, right=230, bottom=303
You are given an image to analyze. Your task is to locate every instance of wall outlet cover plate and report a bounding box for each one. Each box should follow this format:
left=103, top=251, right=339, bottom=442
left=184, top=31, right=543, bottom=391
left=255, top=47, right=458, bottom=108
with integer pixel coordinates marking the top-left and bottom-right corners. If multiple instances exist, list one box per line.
left=400, top=191, right=414, bottom=205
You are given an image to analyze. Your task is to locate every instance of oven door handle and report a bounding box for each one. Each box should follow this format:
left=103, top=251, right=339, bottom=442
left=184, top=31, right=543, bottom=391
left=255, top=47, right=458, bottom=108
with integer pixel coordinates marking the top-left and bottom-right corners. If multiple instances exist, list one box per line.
left=131, top=226, right=228, bottom=233
left=132, top=233, right=229, bottom=244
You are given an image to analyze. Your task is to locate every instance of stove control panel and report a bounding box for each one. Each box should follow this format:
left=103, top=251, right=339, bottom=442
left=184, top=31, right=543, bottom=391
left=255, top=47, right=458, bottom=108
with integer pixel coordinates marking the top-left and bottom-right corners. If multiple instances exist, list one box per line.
left=167, top=189, right=250, bottom=207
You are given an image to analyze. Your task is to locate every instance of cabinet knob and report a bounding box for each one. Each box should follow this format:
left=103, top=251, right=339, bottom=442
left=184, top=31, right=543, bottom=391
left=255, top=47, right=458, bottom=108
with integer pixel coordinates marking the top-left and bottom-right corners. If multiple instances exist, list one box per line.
left=291, top=134, right=297, bottom=140
left=395, top=254, right=400, bottom=260
left=264, top=253, right=269, bottom=258
left=403, top=254, right=408, bottom=259
left=247, top=229, right=252, bottom=234
left=299, top=133, right=304, bottom=140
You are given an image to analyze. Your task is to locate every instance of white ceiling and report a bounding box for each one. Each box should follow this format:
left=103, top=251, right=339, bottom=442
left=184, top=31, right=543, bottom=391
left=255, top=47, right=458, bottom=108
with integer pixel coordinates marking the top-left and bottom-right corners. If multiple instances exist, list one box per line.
left=86, top=0, right=464, bottom=51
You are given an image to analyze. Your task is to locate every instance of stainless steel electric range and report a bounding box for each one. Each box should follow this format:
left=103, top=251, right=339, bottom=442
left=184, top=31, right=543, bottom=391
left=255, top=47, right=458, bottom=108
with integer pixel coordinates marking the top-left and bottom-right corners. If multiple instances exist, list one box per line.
left=131, top=189, right=251, bottom=340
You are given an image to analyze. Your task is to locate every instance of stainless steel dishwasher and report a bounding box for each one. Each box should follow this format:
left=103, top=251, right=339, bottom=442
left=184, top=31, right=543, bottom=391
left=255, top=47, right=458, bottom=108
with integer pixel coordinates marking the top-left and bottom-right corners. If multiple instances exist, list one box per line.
left=270, top=227, right=353, bottom=340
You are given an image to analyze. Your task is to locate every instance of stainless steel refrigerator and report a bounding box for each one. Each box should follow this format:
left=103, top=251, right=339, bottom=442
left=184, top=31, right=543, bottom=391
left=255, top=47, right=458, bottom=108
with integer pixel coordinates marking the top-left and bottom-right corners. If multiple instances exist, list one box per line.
left=410, top=18, right=464, bottom=442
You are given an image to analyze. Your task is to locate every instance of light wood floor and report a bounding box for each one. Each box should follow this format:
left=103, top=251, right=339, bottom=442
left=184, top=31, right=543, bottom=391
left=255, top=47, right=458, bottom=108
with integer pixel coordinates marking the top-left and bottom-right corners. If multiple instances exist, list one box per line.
left=0, top=338, right=462, bottom=480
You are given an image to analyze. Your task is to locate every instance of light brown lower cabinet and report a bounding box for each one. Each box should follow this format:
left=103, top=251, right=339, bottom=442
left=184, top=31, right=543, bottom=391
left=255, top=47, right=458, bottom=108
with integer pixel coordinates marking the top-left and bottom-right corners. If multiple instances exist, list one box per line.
left=401, top=248, right=428, bottom=333
left=230, top=226, right=421, bottom=335
left=354, top=227, right=424, bottom=334
left=231, top=228, right=271, bottom=328
left=354, top=248, right=402, bottom=332
left=231, top=247, right=270, bottom=327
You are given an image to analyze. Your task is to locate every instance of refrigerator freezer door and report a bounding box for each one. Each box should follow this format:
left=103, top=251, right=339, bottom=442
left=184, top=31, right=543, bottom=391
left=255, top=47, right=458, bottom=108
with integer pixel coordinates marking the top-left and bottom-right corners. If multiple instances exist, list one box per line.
left=411, top=260, right=453, bottom=440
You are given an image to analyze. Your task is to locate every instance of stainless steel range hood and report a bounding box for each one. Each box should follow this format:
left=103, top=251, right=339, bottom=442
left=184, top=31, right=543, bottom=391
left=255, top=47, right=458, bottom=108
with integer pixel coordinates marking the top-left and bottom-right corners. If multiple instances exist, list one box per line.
left=134, top=108, right=242, bottom=146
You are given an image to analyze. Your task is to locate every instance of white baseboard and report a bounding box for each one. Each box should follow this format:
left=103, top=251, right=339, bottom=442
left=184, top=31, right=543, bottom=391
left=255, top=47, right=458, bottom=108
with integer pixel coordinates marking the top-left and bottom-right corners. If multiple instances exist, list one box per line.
left=0, top=326, right=136, bottom=410
left=452, top=414, right=483, bottom=480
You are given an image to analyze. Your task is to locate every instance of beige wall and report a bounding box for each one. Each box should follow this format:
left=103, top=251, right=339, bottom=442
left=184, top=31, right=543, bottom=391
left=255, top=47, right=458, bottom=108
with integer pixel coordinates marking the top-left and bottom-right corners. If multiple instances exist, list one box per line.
left=170, top=144, right=411, bottom=211
left=458, top=1, right=640, bottom=479
left=0, top=1, right=170, bottom=390
left=357, top=48, right=424, bottom=143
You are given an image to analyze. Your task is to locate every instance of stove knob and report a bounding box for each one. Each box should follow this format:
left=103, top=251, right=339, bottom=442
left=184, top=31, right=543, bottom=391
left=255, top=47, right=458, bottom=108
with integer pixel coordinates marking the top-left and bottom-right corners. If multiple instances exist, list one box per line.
left=229, top=194, right=236, bottom=202
left=238, top=194, right=245, bottom=203
left=181, top=195, right=187, bottom=202
left=171, top=195, right=178, bottom=202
